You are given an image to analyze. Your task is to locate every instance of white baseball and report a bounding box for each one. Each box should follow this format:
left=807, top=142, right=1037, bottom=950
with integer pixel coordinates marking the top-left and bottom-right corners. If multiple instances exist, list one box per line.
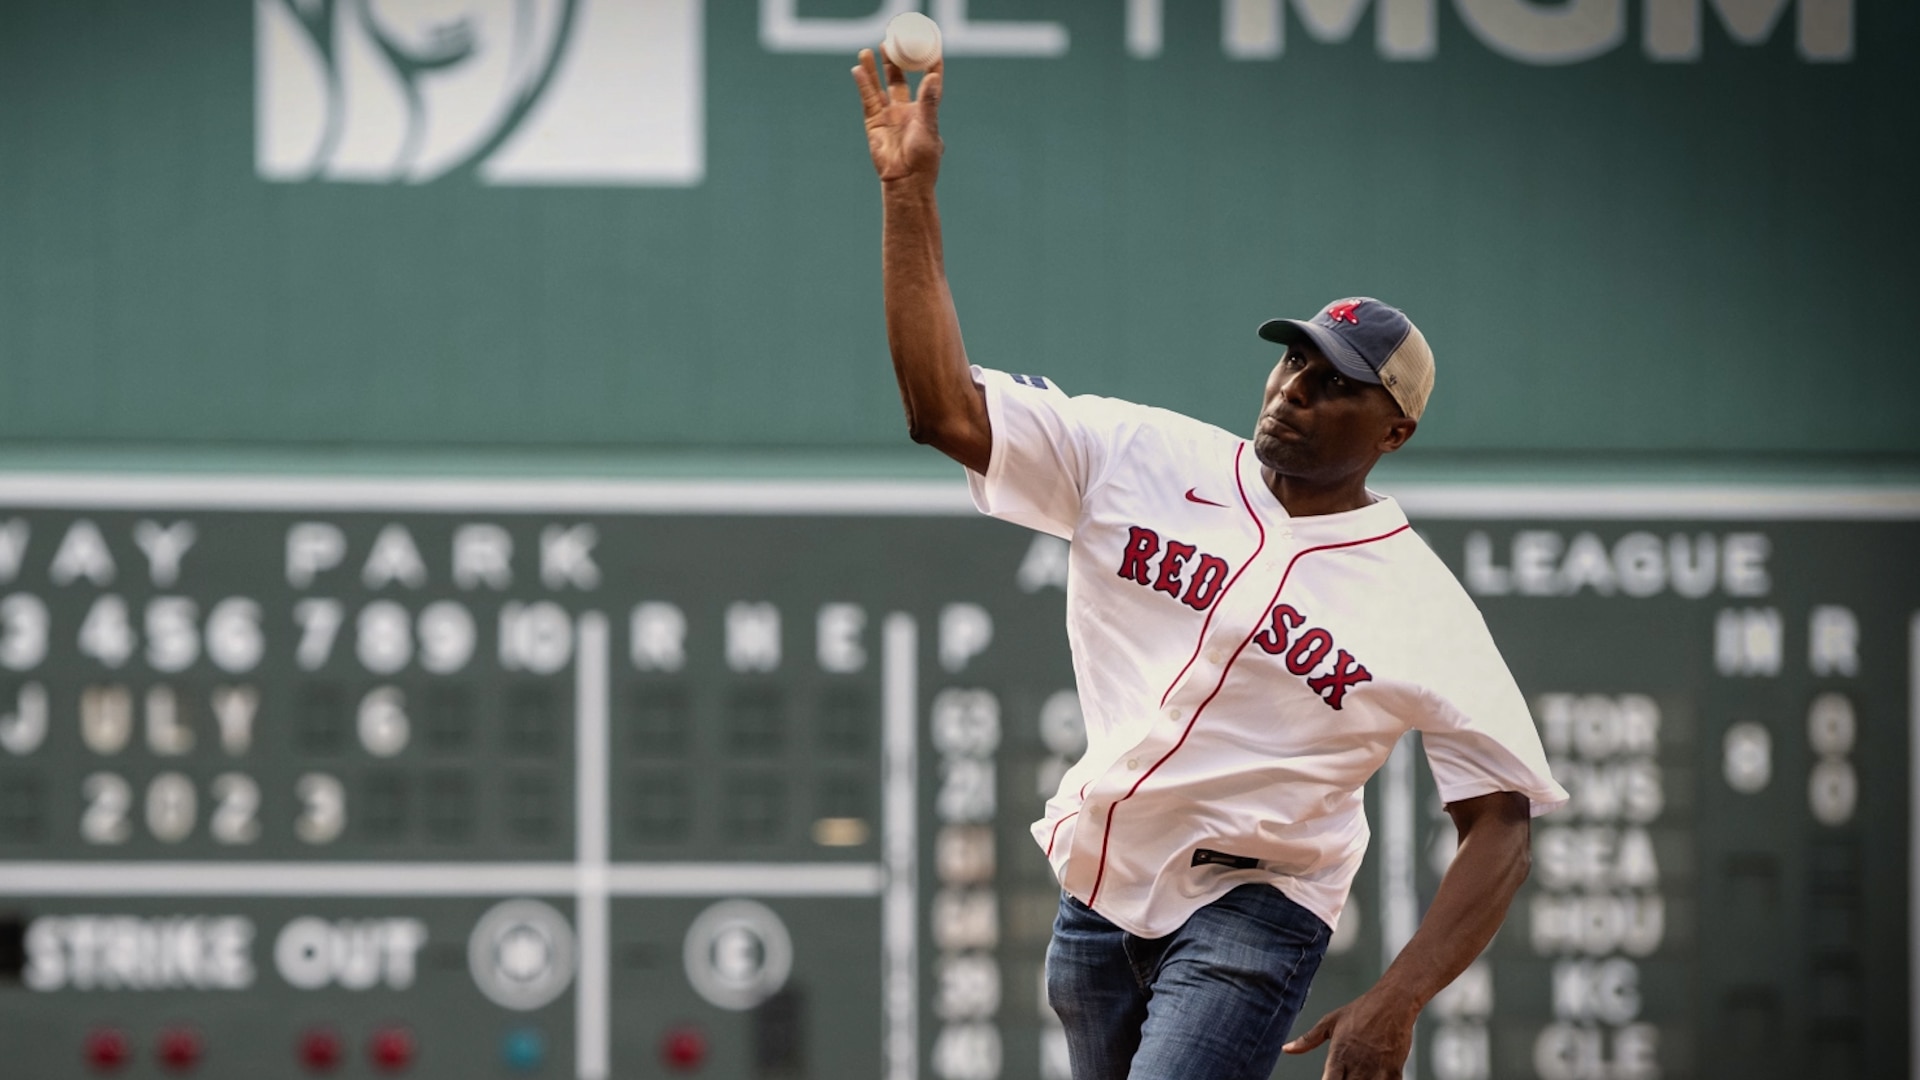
left=882, top=12, right=942, bottom=72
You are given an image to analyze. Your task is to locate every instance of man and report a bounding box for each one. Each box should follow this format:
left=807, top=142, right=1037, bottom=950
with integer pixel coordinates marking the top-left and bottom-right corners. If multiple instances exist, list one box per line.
left=852, top=50, right=1567, bottom=1080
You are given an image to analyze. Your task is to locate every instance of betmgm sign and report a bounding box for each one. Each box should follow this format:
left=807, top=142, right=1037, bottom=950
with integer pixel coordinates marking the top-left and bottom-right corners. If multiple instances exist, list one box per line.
left=254, top=0, right=1852, bottom=188
left=253, top=0, right=703, bottom=186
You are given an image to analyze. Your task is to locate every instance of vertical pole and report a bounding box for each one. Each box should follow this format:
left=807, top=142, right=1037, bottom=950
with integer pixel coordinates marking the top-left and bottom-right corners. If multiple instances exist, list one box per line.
left=1909, top=614, right=1918, bottom=1080
left=883, top=614, right=919, bottom=1080
left=576, top=613, right=611, bottom=1080
left=1381, top=732, right=1419, bottom=1080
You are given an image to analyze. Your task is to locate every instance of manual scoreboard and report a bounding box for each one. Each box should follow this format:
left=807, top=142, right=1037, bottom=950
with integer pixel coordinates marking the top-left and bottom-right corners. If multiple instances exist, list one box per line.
left=0, top=476, right=1911, bottom=1079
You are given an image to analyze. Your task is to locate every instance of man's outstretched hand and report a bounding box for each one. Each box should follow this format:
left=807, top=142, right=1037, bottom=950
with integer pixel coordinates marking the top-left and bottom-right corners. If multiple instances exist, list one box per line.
left=1282, top=985, right=1419, bottom=1079
left=852, top=48, right=944, bottom=184
left=1286, top=792, right=1532, bottom=1079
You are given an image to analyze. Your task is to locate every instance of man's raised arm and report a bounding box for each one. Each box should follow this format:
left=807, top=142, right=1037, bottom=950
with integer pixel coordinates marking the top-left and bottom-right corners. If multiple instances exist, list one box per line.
left=851, top=49, right=991, bottom=475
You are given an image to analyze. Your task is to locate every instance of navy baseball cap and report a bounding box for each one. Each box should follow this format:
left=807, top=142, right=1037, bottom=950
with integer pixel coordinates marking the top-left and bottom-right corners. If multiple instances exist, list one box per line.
left=1258, top=297, right=1435, bottom=420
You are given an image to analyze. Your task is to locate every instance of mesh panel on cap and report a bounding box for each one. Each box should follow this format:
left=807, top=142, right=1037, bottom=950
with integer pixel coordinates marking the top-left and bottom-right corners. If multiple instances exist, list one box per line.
left=1376, top=323, right=1434, bottom=421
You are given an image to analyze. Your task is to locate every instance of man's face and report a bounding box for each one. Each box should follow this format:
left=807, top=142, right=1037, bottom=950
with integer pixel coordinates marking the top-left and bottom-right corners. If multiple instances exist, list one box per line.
left=1253, top=343, right=1414, bottom=481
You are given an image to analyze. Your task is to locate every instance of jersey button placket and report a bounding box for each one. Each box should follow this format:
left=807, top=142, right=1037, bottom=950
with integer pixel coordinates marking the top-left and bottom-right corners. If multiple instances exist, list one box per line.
left=1063, top=795, right=1113, bottom=895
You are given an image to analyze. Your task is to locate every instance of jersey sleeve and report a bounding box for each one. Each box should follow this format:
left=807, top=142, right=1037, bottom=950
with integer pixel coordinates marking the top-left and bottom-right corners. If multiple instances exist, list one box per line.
left=1407, top=603, right=1569, bottom=818
left=966, top=366, right=1132, bottom=539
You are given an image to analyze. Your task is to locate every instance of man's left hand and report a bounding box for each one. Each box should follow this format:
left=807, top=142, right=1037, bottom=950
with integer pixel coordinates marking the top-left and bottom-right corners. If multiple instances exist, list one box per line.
left=1282, top=984, right=1419, bottom=1079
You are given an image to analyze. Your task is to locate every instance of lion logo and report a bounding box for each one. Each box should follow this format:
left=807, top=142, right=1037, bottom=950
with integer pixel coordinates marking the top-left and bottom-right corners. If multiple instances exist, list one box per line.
left=255, top=0, right=703, bottom=185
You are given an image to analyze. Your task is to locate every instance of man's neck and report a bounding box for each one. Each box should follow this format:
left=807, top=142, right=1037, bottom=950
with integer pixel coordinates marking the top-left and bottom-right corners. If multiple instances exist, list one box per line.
left=1261, top=467, right=1377, bottom=518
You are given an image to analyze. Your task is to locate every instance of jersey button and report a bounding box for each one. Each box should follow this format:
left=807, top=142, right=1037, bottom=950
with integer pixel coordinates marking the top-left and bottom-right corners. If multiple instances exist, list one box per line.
left=1205, top=648, right=1224, bottom=664
left=1126, top=758, right=1139, bottom=770
left=1165, top=707, right=1182, bottom=722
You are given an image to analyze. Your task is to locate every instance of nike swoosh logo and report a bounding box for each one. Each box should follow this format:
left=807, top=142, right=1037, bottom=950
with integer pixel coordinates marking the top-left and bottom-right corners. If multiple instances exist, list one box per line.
left=1184, top=488, right=1227, bottom=507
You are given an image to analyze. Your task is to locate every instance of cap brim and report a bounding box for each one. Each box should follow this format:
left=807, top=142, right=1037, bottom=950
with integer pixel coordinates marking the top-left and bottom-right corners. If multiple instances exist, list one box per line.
left=1257, top=318, right=1382, bottom=385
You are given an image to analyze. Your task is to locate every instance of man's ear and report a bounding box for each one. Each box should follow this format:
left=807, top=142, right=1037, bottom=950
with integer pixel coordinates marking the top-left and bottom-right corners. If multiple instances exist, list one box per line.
left=1379, top=416, right=1417, bottom=454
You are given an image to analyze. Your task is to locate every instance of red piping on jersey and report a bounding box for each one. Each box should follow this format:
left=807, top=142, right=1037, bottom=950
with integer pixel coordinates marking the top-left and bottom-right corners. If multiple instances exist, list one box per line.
left=1087, top=520, right=1413, bottom=907
left=1159, top=443, right=1267, bottom=709
left=1045, top=811, right=1079, bottom=858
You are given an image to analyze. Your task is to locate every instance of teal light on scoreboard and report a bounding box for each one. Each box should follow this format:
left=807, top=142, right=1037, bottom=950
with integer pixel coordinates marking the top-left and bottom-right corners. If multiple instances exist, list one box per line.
left=0, top=476, right=1912, bottom=1079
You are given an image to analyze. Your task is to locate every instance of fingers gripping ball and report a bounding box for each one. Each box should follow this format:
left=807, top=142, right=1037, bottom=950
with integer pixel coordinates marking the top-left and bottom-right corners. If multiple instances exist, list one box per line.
left=883, top=12, right=943, bottom=72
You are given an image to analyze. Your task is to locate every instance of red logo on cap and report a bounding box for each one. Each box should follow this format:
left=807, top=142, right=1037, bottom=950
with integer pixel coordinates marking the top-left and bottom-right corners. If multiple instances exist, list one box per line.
left=1325, top=300, right=1364, bottom=325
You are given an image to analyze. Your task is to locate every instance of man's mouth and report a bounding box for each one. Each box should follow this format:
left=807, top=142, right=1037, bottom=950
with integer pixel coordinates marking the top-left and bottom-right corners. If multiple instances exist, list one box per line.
left=1259, top=414, right=1305, bottom=440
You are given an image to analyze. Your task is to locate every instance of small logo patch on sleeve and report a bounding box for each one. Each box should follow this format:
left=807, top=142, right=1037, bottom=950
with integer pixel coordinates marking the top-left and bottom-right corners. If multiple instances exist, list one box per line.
left=1011, top=374, right=1051, bottom=390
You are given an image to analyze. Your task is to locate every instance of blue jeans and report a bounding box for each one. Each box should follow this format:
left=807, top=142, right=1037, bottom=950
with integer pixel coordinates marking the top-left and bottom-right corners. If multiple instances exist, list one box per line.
left=1046, top=884, right=1332, bottom=1080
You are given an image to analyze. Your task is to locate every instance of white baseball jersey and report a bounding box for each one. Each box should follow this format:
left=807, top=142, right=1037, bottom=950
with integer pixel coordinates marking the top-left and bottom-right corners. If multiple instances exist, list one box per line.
left=966, top=366, right=1569, bottom=939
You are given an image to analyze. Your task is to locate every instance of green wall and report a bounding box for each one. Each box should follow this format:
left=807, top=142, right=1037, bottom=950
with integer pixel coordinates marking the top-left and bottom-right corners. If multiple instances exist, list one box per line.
left=1, top=0, right=1915, bottom=466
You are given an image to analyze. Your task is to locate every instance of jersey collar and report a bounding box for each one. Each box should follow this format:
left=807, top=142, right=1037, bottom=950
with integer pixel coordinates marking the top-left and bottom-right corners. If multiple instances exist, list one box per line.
left=1236, top=439, right=1410, bottom=540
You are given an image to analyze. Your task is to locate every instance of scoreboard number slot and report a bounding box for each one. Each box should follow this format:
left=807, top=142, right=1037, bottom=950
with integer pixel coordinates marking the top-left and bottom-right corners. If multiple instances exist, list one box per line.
left=77, top=770, right=267, bottom=846
left=295, top=772, right=347, bottom=845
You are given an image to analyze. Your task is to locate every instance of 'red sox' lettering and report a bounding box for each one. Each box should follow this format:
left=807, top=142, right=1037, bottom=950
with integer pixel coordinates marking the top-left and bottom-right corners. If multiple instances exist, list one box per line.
left=1117, top=526, right=1229, bottom=611
left=1117, top=532, right=1371, bottom=707
left=1253, top=603, right=1372, bottom=709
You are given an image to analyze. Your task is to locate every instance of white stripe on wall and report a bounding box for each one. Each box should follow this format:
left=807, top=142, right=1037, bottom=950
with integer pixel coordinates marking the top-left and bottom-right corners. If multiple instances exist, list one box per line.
left=0, top=472, right=1914, bottom=518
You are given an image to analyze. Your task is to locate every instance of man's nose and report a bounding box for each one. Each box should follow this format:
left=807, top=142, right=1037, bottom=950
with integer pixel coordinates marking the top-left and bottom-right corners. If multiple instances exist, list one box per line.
left=1279, top=369, right=1312, bottom=406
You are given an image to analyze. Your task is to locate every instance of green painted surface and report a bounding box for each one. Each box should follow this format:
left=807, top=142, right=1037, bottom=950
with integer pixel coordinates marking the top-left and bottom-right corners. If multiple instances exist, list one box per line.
left=0, top=1, right=1916, bottom=465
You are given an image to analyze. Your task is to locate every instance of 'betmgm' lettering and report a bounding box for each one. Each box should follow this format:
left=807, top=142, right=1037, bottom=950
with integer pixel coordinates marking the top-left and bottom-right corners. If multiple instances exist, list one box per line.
left=256, top=0, right=704, bottom=185
left=258, top=0, right=1851, bottom=185
left=764, top=0, right=1851, bottom=64
left=1128, top=0, right=1852, bottom=64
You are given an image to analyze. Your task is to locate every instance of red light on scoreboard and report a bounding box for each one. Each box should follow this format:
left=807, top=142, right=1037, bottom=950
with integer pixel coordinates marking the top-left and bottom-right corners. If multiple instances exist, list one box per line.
left=84, top=1028, right=131, bottom=1072
left=156, top=1026, right=203, bottom=1073
left=369, top=1026, right=416, bottom=1072
left=299, top=1027, right=344, bottom=1072
left=660, top=1025, right=707, bottom=1072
